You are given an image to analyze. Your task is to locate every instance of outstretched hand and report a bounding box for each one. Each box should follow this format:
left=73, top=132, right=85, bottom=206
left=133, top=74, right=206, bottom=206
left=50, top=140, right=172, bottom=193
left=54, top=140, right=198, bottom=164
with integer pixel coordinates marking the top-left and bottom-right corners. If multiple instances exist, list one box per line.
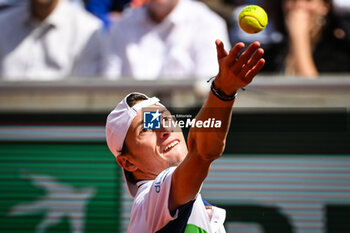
left=214, top=40, right=265, bottom=96
left=172, top=40, right=265, bottom=212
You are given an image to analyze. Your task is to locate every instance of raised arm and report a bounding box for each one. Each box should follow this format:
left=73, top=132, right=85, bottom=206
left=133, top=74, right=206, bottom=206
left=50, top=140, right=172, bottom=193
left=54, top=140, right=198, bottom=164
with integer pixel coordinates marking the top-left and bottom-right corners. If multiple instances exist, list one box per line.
left=284, top=6, right=318, bottom=77
left=169, top=40, right=265, bottom=211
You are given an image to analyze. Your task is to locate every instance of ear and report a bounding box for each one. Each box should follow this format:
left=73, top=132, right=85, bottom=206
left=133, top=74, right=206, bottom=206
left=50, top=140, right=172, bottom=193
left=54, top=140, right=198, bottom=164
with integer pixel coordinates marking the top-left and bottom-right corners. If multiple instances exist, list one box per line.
left=116, top=154, right=138, bottom=172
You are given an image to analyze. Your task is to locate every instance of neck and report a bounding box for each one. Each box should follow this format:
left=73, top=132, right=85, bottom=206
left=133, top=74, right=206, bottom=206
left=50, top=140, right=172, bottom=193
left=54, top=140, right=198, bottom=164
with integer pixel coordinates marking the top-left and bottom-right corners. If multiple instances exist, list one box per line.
left=31, top=0, right=59, bottom=22
left=147, top=0, right=179, bottom=23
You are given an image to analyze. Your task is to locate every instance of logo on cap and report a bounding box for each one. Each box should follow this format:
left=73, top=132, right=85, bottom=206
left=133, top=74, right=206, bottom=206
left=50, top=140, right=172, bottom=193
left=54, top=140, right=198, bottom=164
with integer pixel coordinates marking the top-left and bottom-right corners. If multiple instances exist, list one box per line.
left=143, top=110, right=161, bottom=129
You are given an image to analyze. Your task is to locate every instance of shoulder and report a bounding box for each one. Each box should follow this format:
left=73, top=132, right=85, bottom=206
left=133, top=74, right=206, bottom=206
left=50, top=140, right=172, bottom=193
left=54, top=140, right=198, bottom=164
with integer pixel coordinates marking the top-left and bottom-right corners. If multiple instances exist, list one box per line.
left=153, top=167, right=175, bottom=191
left=135, top=167, right=176, bottom=201
left=129, top=167, right=177, bottom=232
left=63, top=1, right=102, bottom=30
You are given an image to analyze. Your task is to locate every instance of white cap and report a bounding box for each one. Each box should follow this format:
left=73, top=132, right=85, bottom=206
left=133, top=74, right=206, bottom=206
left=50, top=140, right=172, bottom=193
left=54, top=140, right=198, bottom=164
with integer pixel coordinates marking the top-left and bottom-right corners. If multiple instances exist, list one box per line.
left=105, top=92, right=164, bottom=197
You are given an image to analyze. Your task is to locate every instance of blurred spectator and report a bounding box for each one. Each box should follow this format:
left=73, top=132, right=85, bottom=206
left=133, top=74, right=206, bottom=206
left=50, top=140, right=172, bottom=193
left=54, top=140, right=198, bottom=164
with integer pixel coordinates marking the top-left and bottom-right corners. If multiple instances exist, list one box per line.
left=333, top=0, right=350, bottom=15
left=264, top=0, right=350, bottom=77
left=0, top=0, right=103, bottom=80
left=0, top=0, right=22, bottom=7
left=332, top=0, right=350, bottom=40
left=0, top=0, right=21, bottom=11
left=0, top=0, right=84, bottom=10
left=85, top=0, right=132, bottom=29
left=102, top=0, right=231, bottom=80
left=85, top=0, right=150, bottom=29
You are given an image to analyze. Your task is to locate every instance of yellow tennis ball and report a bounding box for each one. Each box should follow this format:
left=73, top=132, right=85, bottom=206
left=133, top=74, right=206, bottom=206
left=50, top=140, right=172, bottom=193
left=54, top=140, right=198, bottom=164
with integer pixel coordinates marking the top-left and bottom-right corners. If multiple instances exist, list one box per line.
left=238, top=5, right=268, bottom=34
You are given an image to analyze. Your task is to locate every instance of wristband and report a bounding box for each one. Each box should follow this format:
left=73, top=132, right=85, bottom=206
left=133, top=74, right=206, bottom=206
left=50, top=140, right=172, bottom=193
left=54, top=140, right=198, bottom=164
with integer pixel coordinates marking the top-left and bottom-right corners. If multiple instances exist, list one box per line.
left=210, top=81, right=238, bottom=101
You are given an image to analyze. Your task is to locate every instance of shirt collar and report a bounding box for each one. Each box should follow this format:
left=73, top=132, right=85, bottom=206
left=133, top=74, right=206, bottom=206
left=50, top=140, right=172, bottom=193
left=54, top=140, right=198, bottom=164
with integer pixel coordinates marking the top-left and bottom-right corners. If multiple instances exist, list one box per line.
left=44, top=0, right=67, bottom=29
left=136, top=180, right=150, bottom=188
left=164, top=0, right=186, bottom=25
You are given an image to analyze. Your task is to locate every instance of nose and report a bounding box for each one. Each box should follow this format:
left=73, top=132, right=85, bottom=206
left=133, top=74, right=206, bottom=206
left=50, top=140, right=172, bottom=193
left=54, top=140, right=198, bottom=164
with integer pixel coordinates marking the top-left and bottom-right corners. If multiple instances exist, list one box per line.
left=159, top=130, right=170, bottom=139
left=159, top=124, right=174, bottom=139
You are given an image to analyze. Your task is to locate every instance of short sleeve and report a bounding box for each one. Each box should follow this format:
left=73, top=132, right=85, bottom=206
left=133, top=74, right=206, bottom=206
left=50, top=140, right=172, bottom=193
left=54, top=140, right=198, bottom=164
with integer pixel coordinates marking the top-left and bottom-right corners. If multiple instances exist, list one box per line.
left=130, top=167, right=178, bottom=232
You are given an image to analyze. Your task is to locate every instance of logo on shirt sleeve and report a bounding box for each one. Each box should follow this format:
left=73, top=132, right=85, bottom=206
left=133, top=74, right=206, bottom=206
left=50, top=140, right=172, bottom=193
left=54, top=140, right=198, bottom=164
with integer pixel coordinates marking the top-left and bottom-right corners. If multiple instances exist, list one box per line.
left=154, top=168, right=171, bottom=193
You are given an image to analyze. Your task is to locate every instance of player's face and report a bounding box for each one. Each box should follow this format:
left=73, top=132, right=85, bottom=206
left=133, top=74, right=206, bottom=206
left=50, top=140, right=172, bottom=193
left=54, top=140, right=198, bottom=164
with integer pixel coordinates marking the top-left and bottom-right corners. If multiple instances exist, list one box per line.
left=123, top=105, right=188, bottom=179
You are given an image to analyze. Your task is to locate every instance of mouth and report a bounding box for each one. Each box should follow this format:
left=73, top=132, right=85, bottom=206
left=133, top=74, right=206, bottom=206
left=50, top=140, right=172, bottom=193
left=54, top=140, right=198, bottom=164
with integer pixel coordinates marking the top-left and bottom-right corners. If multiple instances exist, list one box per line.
left=164, top=139, right=180, bottom=153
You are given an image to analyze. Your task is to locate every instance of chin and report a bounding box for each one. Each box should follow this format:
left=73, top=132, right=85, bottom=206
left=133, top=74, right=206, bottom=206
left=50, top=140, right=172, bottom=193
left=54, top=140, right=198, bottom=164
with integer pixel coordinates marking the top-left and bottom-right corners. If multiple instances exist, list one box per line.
left=167, top=148, right=186, bottom=166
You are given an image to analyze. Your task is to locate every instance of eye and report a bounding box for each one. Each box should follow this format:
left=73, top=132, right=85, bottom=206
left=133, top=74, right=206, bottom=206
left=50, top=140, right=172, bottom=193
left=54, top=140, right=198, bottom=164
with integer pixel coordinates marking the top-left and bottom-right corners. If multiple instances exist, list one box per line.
left=141, top=128, right=154, bottom=134
left=164, top=115, right=176, bottom=122
left=163, top=116, right=172, bottom=122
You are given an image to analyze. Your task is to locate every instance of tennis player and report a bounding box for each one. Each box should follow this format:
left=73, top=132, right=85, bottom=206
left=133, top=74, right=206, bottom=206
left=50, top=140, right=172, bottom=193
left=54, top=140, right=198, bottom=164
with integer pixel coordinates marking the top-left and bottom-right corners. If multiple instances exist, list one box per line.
left=106, top=39, right=265, bottom=233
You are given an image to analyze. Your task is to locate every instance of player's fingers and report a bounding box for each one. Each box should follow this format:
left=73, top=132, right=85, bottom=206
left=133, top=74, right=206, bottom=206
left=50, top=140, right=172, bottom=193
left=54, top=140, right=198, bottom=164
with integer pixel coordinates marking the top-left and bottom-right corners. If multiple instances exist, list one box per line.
left=215, top=39, right=228, bottom=60
left=238, top=48, right=264, bottom=77
left=232, top=41, right=261, bottom=74
left=225, top=42, right=245, bottom=65
left=244, top=58, right=265, bottom=83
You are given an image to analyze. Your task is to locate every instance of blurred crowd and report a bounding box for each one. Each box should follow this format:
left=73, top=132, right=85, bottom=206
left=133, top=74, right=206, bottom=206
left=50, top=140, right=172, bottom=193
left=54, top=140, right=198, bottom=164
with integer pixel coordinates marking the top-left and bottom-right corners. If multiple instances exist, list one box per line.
left=0, top=0, right=349, bottom=81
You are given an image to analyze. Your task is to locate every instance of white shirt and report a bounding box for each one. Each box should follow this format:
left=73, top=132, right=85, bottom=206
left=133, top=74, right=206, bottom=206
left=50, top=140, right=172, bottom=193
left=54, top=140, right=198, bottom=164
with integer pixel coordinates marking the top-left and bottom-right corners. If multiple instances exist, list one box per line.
left=129, top=167, right=226, bottom=233
left=333, top=0, right=350, bottom=15
left=0, top=0, right=103, bottom=80
left=103, top=0, right=231, bottom=80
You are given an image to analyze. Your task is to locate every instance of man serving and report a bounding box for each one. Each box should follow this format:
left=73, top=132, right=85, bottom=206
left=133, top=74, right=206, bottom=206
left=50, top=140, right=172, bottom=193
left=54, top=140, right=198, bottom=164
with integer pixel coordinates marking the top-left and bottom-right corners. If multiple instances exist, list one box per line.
left=105, top=40, right=265, bottom=232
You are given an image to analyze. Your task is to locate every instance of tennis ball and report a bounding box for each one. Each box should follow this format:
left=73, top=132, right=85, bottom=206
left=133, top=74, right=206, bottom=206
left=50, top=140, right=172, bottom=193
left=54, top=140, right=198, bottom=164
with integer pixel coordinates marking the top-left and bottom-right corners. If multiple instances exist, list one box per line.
left=238, top=5, right=268, bottom=34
